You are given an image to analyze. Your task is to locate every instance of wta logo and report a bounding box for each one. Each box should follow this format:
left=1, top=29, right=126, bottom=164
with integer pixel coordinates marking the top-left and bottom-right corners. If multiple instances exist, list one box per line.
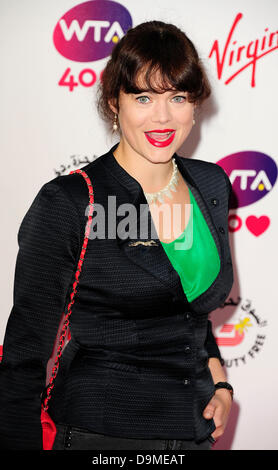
left=53, top=0, right=133, bottom=62
left=217, top=151, right=277, bottom=209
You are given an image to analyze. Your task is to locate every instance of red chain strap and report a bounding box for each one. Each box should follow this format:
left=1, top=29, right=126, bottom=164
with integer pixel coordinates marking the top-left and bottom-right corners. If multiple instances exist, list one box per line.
left=42, top=169, right=94, bottom=412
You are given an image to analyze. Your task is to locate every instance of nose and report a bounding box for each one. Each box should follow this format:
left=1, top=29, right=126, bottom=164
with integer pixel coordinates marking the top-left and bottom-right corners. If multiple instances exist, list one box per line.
left=151, top=100, right=172, bottom=124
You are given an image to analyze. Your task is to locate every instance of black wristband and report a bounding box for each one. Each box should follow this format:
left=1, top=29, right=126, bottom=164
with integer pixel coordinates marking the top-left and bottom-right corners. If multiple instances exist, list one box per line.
left=214, top=381, right=234, bottom=400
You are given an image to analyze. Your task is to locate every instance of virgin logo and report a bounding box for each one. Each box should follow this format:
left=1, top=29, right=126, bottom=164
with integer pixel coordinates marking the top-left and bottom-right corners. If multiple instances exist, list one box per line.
left=53, top=0, right=132, bottom=62
left=209, top=12, right=278, bottom=87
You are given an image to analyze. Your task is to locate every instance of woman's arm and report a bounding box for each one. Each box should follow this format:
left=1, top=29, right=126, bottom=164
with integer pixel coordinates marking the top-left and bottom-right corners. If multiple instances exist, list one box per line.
left=203, top=169, right=234, bottom=440
left=204, top=356, right=233, bottom=441
left=0, top=182, right=81, bottom=449
left=208, top=357, right=227, bottom=383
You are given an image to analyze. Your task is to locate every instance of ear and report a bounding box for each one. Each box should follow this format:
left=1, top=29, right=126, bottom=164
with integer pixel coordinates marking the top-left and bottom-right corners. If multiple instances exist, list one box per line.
left=108, top=98, right=118, bottom=115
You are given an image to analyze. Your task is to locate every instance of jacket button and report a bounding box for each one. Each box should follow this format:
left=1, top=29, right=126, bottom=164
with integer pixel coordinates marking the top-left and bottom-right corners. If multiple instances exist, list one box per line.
left=183, top=379, right=190, bottom=385
left=184, top=346, right=191, bottom=353
left=184, top=313, right=191, bottom=320
left=219, top=226, right=225, bottom=234
left=211, top=198, right=219, bottom=206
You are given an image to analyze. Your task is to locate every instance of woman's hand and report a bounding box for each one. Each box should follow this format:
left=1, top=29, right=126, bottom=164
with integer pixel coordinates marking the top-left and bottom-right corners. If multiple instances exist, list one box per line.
left=203, top=389, right=233, bottom=441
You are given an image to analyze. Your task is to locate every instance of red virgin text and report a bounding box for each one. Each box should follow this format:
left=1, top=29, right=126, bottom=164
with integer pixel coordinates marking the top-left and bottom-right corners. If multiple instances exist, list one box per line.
left=209, top=12, right=278, bottom=87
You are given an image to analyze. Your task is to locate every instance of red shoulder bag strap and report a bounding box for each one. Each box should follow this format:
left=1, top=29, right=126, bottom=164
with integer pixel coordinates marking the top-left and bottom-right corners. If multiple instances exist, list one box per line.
left=42, top=169, right=94, bottom=412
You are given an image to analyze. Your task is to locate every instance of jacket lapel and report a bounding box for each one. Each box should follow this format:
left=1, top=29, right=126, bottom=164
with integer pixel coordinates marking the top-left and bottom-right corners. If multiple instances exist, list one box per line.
left=118, top=188, right=185, bottom=296
left=102, top=143, right=224, bottom=305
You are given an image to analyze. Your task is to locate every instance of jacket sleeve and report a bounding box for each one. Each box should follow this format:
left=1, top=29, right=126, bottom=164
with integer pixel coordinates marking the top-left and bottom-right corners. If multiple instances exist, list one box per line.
left=223, top=169, right=233, bottom=210
left=204, top=167, right=232, bottom=367
left=204, top=320, right=224, bottom=366
left=0, top=181, right=81, bottom=449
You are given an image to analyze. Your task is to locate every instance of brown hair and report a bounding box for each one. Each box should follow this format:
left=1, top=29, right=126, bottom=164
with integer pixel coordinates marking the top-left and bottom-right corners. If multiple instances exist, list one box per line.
left=96, top=20, right=211, bottom=132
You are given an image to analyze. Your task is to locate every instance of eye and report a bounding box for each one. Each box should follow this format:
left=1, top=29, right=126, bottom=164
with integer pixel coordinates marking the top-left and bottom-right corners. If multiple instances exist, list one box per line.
left=135, top=96, right=150, bottom=104
left=172, top=95, right=187, bottom=103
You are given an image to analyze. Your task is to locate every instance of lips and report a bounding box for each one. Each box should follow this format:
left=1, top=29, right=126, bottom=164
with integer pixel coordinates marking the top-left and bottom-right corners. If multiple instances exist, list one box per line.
left=144, top=129, right=176, bottom=147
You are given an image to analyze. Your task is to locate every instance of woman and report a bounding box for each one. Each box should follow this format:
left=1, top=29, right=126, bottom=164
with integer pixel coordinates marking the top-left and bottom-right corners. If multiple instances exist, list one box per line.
left=0, top=21, right=234, bottom=450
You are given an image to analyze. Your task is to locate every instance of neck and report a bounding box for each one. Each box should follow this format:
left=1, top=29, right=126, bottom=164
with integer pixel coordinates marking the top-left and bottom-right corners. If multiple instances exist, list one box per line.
left=113, top=139, right=174, bottom=193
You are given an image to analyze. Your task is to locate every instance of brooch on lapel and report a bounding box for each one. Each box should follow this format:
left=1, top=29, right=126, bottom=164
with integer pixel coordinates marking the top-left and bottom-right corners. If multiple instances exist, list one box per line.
left=128, top=240, right=159, bottom=247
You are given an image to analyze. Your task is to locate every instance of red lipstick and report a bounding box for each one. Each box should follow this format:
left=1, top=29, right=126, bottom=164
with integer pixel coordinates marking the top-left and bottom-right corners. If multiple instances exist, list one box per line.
left=144, top=129, right=176, bottom=148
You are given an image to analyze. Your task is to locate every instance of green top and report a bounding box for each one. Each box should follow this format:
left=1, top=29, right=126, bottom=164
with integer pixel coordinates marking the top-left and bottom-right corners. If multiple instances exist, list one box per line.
left=160, top=187, right=220, bottom=302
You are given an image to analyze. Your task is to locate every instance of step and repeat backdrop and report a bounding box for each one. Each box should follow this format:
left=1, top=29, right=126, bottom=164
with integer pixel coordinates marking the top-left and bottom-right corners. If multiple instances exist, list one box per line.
left=1, top=0, right=277, bottom=450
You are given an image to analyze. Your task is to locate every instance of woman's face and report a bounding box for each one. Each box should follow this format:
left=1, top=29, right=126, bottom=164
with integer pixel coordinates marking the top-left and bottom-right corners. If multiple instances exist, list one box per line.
left=109, top=74, right=195, bottom=164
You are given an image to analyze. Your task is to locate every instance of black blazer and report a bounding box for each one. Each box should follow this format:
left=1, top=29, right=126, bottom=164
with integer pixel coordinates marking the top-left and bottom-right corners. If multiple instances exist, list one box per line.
left=0, top=143, right=233, bottom=449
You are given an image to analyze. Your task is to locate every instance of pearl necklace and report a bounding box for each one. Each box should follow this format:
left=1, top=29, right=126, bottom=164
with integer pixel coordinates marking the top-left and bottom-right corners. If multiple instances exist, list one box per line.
left=143, top=158, right=179, bottom=204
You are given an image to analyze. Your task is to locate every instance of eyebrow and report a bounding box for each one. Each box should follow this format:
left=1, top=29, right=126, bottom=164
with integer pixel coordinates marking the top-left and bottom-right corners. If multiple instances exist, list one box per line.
left=134, top=89, right=186, bottom=94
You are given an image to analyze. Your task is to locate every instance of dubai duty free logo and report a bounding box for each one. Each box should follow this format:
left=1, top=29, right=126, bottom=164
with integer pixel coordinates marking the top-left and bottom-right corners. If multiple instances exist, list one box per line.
left=53, top=0, right=133, bottom=91
left=212, top=297, right=267, bottom=368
